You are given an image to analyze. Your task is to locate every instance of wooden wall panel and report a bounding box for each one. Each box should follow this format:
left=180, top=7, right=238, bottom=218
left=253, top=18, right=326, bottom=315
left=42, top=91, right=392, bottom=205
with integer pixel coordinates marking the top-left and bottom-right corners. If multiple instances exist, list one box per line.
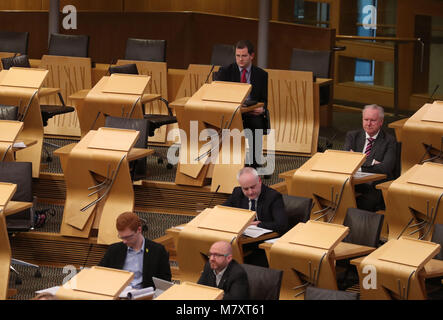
left=124, top=0, right=259, bottom=18
left=0, top=0, right=44, bottom=10
left=0, top=11, right=335, bottom=70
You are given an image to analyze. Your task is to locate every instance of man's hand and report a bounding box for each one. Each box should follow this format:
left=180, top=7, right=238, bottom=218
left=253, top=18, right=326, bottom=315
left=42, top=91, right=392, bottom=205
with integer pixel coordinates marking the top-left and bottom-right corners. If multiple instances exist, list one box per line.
left=374, top=160, right=381, bottom=165
left=247, top=106, right=264, bottom=116
left=249, top=220, right=261, bottom=226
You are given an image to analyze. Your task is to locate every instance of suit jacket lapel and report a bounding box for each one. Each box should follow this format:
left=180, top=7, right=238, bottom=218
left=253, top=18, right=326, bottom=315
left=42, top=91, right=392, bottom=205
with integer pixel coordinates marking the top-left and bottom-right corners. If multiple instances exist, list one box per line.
left=218, top=261, right=233, bottom=289
left=357, top=130, right=366, bottom=153
left=370, top=130, right=384, bottom=159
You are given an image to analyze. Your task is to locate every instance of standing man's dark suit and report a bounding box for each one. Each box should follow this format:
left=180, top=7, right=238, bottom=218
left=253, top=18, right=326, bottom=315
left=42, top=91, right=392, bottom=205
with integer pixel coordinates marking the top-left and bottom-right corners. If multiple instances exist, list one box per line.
left=223, top=184, right=288, bottom=235
left=216, top=63, right=269, bottom=168
left=197, top=259, right=249, bottom=300
left=98, top=238, right=171, bottom=289
left=343, top=128, right=397, bottom=211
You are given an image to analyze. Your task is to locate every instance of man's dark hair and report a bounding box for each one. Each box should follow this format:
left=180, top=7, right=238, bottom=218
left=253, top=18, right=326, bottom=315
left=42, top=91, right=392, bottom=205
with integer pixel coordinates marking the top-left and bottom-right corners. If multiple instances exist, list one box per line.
left=235, top=40, right=254, bottom=55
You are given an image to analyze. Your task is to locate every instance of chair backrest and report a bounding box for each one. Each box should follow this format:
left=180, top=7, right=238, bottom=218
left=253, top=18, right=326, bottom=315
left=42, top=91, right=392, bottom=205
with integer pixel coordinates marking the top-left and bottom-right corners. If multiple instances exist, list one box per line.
left=1, top=54, right=30, bottom=70
left=210, top=43, right=235, bottom=67
left=0, top=105, right=18, bottom=120
left=0, top=162, right=33, bottom=229
left=241, top=263, right=282, bottom=300
left=342, top=208, right=384, bottom=248
left=125, top=38, right=166, bottom=62
left=0, top=31, right=29, bottom=54
left=393, top=141, right=402, bottom=179
left=290, top=48, right=331, bottom=79
left=305, top=286, right=358, bottom=300
left=431, top=224, right=443, bottom=261
left=104, top=116, right=149, bottom=149
left=108, top=63, right=139, bottom=75
left=48, top=33, right=89, bottom=58
left=282, top=194, right=313, bottom=230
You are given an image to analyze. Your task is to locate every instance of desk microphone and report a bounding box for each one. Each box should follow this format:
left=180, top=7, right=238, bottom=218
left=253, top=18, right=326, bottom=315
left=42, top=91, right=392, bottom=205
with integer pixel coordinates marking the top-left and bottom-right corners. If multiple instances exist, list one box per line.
left=204, top=65, right=216, bottom=84
left=429, top=84, right=440, bottom=103
left=207, top=185, right=221, bottom=208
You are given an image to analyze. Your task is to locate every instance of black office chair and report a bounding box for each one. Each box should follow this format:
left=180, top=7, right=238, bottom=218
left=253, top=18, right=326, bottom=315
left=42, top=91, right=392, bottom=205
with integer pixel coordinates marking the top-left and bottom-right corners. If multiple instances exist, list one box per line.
left=337, top=208, right=384, bottom=290
left=241, top=263, right=283, bottom=300
left=0, top=105, right=18, bottom=121
left=48, top=33, right=89, bottom=58
left=290, top=48, right=331, bottom=107
left=304, top=286, right=358, bottom=300
left=125, top=38, right=166, bottom=62
left=210, top=43, right=235, bottom=67
left=104, top=116, right=150, bottom=181
left=0, top=31, right=29, bottom=55
left=282, top=194, right=313, bottom=231
left=108, top=63, right=139, bottom=75
left=123, top=38, right=176, bottom=168
left=1, top=54, right=30, bottom=70
left=0, top=161, right=40, bottom=284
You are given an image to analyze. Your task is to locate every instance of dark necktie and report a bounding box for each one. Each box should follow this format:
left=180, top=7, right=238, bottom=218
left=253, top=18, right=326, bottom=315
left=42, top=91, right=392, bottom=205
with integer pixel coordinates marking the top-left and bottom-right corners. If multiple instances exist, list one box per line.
left=241, top=68, right=247, bottom=83
left=250, top=199, right=256, bottom=211
left=365, top=137, right=374, bottom=157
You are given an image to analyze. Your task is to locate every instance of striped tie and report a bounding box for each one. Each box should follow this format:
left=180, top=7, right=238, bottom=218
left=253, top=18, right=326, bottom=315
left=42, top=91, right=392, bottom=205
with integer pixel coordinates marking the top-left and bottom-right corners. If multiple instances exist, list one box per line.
left=364, top=137, right=374, bottom=157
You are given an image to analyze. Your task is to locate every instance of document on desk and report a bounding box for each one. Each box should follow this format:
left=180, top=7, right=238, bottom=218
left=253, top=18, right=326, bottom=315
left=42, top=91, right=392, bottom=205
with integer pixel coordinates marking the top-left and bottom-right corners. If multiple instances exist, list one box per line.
left=265, top=237, right=280, bottom=244
left=243, top=226, right=273, bottom=238
left=12, top=142, right=26, bottom=148
left=119, top=286, right=154, bottom=300
left=35, top=285, right=60, bottom=295
left=353, top=171, right=375, bottom=178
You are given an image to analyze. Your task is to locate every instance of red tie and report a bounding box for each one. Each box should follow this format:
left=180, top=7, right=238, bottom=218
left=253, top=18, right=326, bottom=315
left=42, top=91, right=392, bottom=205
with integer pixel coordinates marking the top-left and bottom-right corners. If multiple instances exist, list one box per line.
left=241, top=68, right=247, bottom=83
left=365, top=137, right=374, bottom=157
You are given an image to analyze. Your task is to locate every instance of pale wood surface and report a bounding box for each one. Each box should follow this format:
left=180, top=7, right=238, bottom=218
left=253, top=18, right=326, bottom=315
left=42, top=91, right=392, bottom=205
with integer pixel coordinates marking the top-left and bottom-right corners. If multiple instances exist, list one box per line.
left=357, top=237, right=440, bottom=300
left=155, top=281, right=223, bottom=300
left=264, top=69, right=317, bottom=155
left=39, top=55, right=92, bottom=137
left=0, top=68, right=46, bottom=177
left=384, top=162, right=443, bottom=241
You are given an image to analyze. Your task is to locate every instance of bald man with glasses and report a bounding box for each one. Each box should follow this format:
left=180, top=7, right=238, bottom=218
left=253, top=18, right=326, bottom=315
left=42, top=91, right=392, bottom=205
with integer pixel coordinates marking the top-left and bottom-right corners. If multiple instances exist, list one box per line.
left=98, top=211, right=171, bottom=289
left=197, top=241, right=249, bottom=300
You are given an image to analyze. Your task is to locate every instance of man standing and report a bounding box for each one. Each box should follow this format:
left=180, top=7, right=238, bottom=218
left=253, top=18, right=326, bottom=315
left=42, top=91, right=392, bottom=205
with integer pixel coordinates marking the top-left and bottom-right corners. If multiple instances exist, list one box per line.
left=216, top=40, right=269, bottom=170
left=98, top=211, right=172, bottom=289
left=223, top=167, right=287, bottom=235
left=343, top=104, right=397, bottom=211
left=197, top=241, right=249, bottom=300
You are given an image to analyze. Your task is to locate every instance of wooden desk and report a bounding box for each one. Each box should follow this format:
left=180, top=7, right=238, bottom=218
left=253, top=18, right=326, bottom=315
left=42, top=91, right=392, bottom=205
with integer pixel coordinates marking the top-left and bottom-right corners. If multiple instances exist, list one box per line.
left=54, top=143, right=154, bottom=174
left=279, top=169, right=386, bottom=187
left=351, top=256, right=443, bottom=279
left=39, top=87, right=60, bottom=99
left=3, top=201, right=33, bottom=216
left=259, top=240, right=375, bottom=262
left=388, top=118, right=408, bottom=142
left=166, top=224, right=279, bottom=259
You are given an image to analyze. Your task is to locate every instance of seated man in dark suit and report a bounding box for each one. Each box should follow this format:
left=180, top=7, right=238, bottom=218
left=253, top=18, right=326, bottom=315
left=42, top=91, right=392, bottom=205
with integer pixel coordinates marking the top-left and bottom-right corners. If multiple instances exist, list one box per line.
left=197, top=241, right=249, bottom=300
left=223, top=167, right=288, bottom=267
left=215, top=40, right=269, bottom=170
left=223, top=167, right=288, bottom=235
left=98, top=211, right=172, bottom=289
left=343, top=104, right=397, bottom=211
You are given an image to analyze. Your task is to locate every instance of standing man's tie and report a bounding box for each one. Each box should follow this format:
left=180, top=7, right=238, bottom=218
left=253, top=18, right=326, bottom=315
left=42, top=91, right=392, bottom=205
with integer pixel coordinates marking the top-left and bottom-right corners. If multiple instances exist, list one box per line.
left=241, top=68, right=247, bottom=83
left=365, top=137, right=374, bottom=157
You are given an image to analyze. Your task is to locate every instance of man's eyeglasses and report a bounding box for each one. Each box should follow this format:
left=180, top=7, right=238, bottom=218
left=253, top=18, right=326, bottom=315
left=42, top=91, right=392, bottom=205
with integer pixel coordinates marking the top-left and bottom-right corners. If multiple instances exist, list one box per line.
left=118, top=232, right=137, bottom=241
left=207, top=252, right=229, bottom=258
